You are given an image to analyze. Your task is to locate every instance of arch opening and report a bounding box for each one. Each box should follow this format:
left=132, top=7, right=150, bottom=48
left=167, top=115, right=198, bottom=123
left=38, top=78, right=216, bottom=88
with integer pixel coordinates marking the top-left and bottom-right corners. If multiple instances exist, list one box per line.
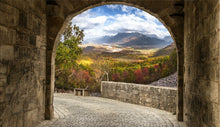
left=46, top=2, right=184, bottom=122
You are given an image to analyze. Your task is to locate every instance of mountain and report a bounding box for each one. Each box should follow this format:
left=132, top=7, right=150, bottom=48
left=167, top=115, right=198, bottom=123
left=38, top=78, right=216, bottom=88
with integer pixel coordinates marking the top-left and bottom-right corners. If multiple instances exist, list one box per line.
left=82, top=46, right=107, bottom=54
left=152, top=43, right=176, bottom=57
left=163, top=36, right=173, bottom=43
left=120, top=34, right=166, bottom=47
left=92, top=32, right=173, bottom=49
left=94, top=32, right=140, bottom=44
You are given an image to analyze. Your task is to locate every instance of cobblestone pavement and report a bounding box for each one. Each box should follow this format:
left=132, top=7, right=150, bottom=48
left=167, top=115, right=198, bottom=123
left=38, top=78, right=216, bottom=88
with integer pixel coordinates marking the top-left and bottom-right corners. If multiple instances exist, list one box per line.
left=37, top=93, right=183, bottom=127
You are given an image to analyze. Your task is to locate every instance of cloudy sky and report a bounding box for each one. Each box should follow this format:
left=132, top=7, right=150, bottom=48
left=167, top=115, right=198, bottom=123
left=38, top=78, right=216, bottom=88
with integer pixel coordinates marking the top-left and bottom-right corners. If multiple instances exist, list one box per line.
left=71, top=4, right=171, bottom=42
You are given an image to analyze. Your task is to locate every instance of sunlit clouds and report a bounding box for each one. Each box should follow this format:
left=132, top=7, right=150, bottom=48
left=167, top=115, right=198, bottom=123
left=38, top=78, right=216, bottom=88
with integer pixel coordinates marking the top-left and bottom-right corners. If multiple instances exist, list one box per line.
left=71, top=5, right=171, bottom=42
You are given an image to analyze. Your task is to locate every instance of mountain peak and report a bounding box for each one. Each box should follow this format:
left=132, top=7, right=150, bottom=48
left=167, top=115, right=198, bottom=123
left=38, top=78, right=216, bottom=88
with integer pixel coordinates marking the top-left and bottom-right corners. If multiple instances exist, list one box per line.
left=89, top=32, right=173, bottom=49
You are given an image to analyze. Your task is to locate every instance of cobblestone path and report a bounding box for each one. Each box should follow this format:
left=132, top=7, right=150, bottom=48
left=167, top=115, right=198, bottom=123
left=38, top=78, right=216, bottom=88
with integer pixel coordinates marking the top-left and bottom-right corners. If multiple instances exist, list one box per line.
left=37, top=93, right=183, bottom=127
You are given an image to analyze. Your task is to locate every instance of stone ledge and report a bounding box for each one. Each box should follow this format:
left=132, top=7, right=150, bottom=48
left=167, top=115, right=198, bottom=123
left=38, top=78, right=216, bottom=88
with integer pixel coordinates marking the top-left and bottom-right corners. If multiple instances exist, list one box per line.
left=101, top=81, right=177, bottom=113
left=101, top=81, right=177, bottom=90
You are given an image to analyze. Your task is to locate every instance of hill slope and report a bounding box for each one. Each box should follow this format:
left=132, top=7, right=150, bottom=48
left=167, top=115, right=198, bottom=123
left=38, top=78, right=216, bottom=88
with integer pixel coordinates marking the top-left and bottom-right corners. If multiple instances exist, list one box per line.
left=152, top=43, right=176, bottom=57
left=93, top=32, right=173, bottom=49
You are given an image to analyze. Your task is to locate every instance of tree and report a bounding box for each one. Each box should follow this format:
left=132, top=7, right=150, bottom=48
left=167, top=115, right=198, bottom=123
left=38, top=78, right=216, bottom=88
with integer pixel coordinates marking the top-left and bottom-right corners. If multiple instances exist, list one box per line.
left=55, top=22, right=84, bottom=89
left=134, top=69, right=143, bottom=83
left=122, top=70, right=129, bottom=82
left=56, top=22, right=84, bottom=70
left=112, top=73, right=121, bottom=81
left=91, top=57, right=111, bottom=83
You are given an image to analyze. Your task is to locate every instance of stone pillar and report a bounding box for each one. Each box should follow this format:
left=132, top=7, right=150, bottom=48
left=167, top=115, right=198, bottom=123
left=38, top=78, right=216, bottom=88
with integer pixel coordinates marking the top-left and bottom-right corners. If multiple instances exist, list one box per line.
left=45, top=7, right=65, bottom=119
left=184, top=0, right=220, bottom=126
left=171, top=23, right=184, bottom=122
left=45, top=48, right=54, bottom=120
left=177, top=46, right=184, bottom=121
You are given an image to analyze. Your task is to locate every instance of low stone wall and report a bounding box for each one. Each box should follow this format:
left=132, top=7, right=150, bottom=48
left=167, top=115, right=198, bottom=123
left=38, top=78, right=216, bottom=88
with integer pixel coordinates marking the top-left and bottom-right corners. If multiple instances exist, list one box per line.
left=101, top=81, right=177, bottom=113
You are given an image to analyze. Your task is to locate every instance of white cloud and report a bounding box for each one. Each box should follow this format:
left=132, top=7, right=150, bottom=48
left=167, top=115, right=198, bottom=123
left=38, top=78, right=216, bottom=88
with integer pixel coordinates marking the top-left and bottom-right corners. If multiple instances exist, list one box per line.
left=103, top=13, right=169, bottom=38
left=121, top=5, right=133, bottom=13
left=72, top=10, right=108, bottom=40
left=72, top=11, right=107, bottom=29
left=71, top=5, right=171, bottom=42
left=106, top=5, right=120, bottom=9
left=135, top=10, right=157, bottom=22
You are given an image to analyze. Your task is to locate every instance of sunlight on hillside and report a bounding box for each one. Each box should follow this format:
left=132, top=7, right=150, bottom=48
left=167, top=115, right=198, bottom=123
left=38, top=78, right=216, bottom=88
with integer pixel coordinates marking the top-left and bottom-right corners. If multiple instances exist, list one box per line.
left=55, top=4, right=177, bottom=92
left=77, top=59, right=93, bottom=65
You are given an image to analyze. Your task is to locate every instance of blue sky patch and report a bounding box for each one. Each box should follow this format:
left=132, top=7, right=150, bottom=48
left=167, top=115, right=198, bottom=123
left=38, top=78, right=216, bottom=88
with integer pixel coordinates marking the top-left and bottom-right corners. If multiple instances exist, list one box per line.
left=71, top=4, right=171, bottom=42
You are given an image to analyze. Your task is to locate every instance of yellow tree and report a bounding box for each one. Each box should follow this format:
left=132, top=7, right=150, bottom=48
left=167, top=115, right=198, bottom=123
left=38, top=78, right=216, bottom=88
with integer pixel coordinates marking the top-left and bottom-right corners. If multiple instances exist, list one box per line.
left=91, top=57, right=111, bottom=90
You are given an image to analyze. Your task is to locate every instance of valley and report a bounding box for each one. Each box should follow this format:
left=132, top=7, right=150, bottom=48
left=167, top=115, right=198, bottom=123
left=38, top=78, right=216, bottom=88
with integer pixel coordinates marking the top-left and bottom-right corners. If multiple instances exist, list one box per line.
left=56, top=32, right=177, bottom=91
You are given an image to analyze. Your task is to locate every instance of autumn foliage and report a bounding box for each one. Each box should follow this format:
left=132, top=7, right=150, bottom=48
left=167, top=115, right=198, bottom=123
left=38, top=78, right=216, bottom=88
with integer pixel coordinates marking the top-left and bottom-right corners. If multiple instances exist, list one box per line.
left=55, top=24, right=177, bottom=92
left=110, top=49, right=177, bottom=84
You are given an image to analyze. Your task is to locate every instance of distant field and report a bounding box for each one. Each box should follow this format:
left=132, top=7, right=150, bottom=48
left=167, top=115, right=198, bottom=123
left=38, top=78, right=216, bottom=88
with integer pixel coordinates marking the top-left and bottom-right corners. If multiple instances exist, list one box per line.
left=57, top=42, right=177, bottom=91
left=77, top=43, right=176, bottom=69
left=114, top=58, right=144, bottom=62
left=151, top=43, right=175, bottom=57
left=81, top=44, right=165, bottom=63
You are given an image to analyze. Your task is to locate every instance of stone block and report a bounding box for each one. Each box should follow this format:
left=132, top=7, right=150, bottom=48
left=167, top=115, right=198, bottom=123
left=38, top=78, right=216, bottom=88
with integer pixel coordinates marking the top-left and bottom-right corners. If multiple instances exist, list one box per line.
left=0, top=26, right=16, bottom=45
left=196, top=80, right=219, bottom=104
left=213, top=4, right=220, bottom=30
left=216, top=6, right=220, bottom=29
left=36, top=35, right=43, bottom=48
left=213, top=104, right=220, bottom=126
left=0, top=45, right=14, bottom=61
left=16, top=31, right=29, bottom=45
left=0, top=87, right=5, bottom=103
left=14, top=45, right=31, bottom=59
left=11, top=100, right=23, bottom=114
left=0, top=63, right=7, bottom=74
left=209, top=81, right=219, bottom=104
left=5, top=85, right=15, bottom=94
left=0, top=74, right=7, bottom=86
left=23, top=109, right=38, bottom=127
left=15, top=113, right=23, bottom=127
left=212, top=30, right=220, bottom=49
left=0, top=4, right=19, bottom=27
left=19, top=10, right=27, bottom=28
left=24, top=98, right=39, bottom=111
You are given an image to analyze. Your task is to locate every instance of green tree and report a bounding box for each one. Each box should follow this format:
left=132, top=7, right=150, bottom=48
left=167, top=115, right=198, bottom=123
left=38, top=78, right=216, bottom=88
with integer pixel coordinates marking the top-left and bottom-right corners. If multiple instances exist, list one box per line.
left=56, top=22, right=84, bottom=70
left=55, top=22, right=84, bottom=89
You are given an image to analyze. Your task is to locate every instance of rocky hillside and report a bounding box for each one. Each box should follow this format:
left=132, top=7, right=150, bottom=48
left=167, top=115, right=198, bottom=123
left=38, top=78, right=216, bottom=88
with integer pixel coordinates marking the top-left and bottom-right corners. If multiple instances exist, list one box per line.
left=148, top=72, right=177, bottom=87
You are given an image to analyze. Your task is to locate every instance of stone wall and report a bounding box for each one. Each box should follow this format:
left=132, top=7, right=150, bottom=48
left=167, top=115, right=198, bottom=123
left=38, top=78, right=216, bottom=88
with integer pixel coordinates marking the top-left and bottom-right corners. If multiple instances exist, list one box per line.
left=0, top=0, right=46, bottom=127
left=101, top=81, right=177, bottom=113
left=0, top=0, right=219, bottom=127
left=184, top=0, right=220, bottom=126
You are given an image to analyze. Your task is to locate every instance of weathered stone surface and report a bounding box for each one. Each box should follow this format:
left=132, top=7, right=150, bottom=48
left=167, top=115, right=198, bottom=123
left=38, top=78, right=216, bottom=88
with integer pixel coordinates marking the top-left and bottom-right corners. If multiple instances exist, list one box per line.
left=184, top=0, right=220, bottom=126
left=0, top=3, right=19, bottom=27
left=0, top=45, right=14, bottom=60
left=101, top=81, right=177, bottom=113
left=0, top=0, right=219, bottom=127
left=0, top=26, right=16, bottom=45
left=0, top=63, right=7, bottom=74
left=0, top=0, right=46, bottom=127
left=0, top=74, right=7, bottom=87
left=37, top=93, right=183, bottom=127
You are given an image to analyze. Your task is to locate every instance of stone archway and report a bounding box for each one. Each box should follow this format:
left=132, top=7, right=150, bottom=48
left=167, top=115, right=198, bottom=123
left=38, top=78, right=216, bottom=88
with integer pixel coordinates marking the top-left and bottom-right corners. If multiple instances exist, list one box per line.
left=0, top=0, right=219, bottom=127
left=46, top=0, right=184, bottom=122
